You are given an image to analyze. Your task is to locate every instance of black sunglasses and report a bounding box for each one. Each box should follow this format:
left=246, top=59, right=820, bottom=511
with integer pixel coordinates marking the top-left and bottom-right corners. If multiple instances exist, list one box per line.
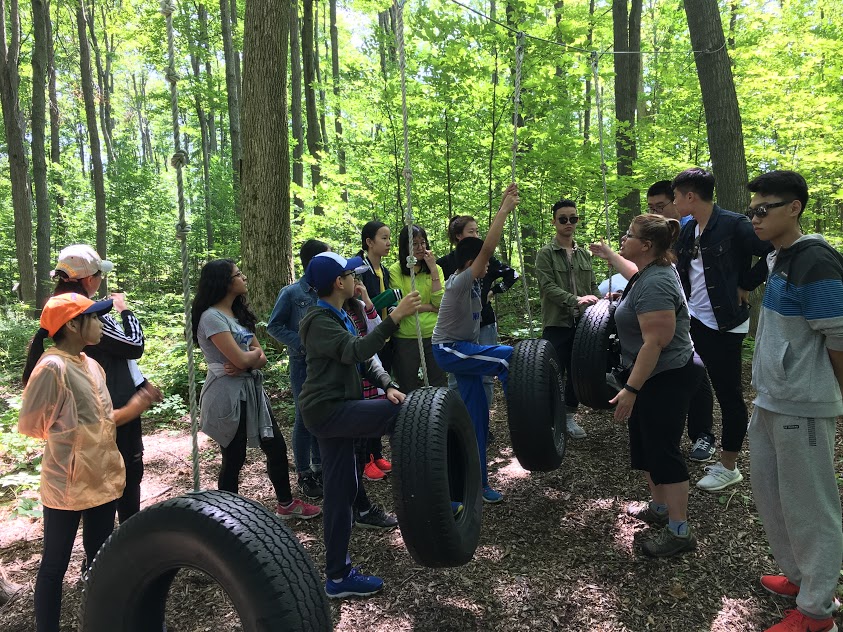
left=691, top=235, right=701, bottom=260
left=557, top=216, right=579, bottom=225
left=745, top=200, right=793, bottom=219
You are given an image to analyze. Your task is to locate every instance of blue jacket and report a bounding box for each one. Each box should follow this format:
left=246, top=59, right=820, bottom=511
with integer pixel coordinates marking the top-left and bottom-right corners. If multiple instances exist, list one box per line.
left=675, top=204, right=773, bottom=331
left=267, top=278, right=317, bottom=360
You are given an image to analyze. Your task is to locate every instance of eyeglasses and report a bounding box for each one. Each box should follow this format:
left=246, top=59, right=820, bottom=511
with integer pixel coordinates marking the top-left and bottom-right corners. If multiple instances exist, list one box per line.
left=647, top=201, right=669, bottom=213
left=624, top=230, right=642, bottom=240
left=557, top=216, right=579, bottom=225
left=745, top=200, right=793, bottom=219
left=412, top=241, right=427, bottom=249
left=231, top=271, right=245, bottom=280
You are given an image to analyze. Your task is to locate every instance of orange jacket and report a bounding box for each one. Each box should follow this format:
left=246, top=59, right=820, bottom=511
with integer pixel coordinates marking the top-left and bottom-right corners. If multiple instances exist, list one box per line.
left=18, top=348, right=125, bottom=511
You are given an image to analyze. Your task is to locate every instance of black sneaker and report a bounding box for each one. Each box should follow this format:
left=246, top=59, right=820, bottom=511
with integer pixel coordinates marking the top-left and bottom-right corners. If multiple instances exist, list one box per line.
left=689, top=434, right=716, bottom=463
left=641, top=525, right=697, bottom=558
left=354, top=504, right=398, bottom=530
left=298, top=473, right=323, bottom=499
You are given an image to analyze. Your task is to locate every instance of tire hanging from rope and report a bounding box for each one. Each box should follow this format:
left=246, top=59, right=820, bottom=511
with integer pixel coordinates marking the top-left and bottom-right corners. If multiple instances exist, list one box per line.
left=160, top=0, right=200, bottom=492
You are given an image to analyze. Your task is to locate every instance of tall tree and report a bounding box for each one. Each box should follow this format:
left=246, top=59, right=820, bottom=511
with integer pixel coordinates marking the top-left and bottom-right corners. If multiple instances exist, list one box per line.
left=302, top=0, right=323, bottom=213
left=328, top=0, right=346, bottom=202
left=290, top=0, right=304, bottom=210
left=189, top=12, right=214, bottom=257
left=46, top=4, right=63, bottom=206
left=612, top=0, right=642, bottom=232
left=0, top=0, right=36, bottom=303
left=32, top=0, right=52, bottom=307
left=220, top=0, right=242, bottom=214
left=241, top=0, right=293, bottom=315
left=87, top=0, right=114, bottom=163
left=77, top=0, right=108, bottom=293
left=684, top=0, right=748, bottom=213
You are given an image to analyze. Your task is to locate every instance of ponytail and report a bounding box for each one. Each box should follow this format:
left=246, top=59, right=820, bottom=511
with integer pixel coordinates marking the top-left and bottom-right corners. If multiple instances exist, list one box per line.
left=23, top=328, right=50, bottom=386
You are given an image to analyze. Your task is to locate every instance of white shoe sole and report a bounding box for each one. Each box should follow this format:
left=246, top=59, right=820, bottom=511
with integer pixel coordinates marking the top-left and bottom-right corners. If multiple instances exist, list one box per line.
left=696, top=471, right=743, bottom=492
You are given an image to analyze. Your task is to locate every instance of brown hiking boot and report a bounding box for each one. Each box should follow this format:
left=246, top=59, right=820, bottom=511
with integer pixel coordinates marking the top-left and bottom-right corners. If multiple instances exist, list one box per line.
left=641, top=525, right=697, bottom=558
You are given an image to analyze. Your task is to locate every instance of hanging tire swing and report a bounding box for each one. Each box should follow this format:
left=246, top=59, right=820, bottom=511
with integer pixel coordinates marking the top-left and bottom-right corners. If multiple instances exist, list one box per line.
left=80, top=491, right=332, bottom=632
left=391, top=387, right=482, bottom=567
left=506, top=339, right=567, bottom=471
left=571, top=299, right=622, bottom=409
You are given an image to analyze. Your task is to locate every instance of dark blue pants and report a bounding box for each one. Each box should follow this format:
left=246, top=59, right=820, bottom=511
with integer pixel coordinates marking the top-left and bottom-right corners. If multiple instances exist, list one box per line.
left=433, top=342, right=512, bottom=487
left=307, top=399, right=401, bottom=579
left=290, top=357, right=321, bottom=474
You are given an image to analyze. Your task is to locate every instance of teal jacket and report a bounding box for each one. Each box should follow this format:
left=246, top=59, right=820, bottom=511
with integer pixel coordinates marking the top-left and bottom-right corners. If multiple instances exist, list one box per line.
left=298, top=305, right=397, bottom=428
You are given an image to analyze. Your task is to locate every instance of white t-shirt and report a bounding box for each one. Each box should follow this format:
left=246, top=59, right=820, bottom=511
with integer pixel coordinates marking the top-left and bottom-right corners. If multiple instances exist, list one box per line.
left=687, top=225, right=749, bottom=334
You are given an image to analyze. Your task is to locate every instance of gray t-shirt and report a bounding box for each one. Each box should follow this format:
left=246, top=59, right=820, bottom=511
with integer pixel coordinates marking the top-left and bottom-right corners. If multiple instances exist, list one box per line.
left=432, top=269, right=482, bottom=344
left=197, top=308, right=254, bottom=363
left=613, top=264, right=693, bottom=377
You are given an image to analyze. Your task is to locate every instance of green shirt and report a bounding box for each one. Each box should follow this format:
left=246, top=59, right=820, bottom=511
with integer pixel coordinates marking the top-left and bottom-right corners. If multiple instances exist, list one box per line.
left=535, top=239, right=600, bottom=328
left=387, top=261, right=444, bottom=338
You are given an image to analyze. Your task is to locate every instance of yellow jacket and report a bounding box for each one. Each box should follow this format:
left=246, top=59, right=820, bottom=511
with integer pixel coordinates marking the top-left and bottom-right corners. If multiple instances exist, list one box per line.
left=18, top=348, right=125, bottom=511
left=387, top=261, right=444, bottom=338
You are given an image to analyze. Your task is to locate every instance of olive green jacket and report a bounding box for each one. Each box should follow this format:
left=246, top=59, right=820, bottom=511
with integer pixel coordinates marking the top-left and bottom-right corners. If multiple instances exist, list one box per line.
left=535, top=238, right=600, bottom=328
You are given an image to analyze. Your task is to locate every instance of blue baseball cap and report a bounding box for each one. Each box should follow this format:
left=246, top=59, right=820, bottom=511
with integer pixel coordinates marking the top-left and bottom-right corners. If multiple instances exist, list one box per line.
left=305, top=253, right=367, bottom=293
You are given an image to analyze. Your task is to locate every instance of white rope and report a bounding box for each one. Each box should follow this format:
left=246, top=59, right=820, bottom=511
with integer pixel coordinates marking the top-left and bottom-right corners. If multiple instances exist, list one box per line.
left=591, top=51, right=615, bottom=297
left=162, top=0, right=200, bottom=491
left=509, top=31, right=533, bottom=337
left=394, top=0, right=429, bottom=388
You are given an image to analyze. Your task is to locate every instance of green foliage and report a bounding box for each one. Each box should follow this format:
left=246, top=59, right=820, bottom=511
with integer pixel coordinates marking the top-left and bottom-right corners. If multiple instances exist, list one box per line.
left=0, top=304, right=36, bottom=384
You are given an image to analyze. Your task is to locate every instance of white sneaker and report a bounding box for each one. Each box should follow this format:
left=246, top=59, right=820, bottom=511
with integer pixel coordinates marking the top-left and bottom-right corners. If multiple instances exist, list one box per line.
left=566, top=414, right=587, bottom=439
left=696, top=462, right=743, bottom=492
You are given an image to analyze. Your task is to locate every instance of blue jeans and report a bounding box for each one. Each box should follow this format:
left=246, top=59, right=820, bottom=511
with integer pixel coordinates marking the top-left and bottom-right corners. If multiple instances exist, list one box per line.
left=290, top=357, right=321, bottom=474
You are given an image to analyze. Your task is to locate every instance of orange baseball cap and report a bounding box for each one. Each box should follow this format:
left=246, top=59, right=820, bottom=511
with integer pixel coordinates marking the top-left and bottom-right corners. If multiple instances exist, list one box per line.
left=40, top=294, right=114, bottom=337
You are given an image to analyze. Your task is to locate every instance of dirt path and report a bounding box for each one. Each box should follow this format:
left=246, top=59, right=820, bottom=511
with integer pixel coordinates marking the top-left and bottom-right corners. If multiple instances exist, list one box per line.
left=1, top=382, right=840, bottom=631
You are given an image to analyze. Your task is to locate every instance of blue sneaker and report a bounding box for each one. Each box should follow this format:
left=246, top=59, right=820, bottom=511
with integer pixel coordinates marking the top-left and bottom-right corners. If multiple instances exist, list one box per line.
left=325, top=567, right=384, bottom=599
left=482, top=486, right=503, bottom=504
left=451, top=501, right=464, bottom=516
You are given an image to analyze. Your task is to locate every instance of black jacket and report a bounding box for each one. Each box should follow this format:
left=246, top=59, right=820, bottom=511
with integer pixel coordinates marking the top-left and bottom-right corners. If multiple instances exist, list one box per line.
left=675, top=205, right=773, bottom=331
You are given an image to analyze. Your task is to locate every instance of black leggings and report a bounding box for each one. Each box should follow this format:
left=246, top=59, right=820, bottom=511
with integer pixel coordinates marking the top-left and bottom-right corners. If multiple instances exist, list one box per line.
left=35, top=501, right=116, bottom=632
left=218, top=407, right=293, bottom=504
left=117, top=452, right=144, bottom=524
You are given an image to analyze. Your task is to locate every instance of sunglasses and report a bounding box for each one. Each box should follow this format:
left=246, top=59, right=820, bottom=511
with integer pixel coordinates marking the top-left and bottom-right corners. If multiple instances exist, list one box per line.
left=691, top=235, right=701, bottom=260
left=745, top=200, right=793, bottom=219
left=557, top=216, right=579, bottom=225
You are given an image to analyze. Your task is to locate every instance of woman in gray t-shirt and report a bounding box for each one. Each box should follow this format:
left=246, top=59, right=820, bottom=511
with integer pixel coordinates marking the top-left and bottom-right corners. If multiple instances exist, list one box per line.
left=609, top=215, right=705, bottom=558
left=191, top=259, right=320, bottom=520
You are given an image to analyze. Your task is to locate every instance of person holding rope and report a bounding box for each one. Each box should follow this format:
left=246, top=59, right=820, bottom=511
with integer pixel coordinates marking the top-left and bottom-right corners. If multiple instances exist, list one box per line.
left=50, top=244, right=163, bottom=523
left=672, top=168, right=773, bottom=492
left=298, top=251, right=421, bottom=598
left=745, top=170, right=843, bottom=632
left=19, top=294, right=159, bottom=632
left=535, top=199, right=600, bottom=439
left=388, top=223, right=448, bottom=392
left=432, top=184, right=519, bottom=504
left=610, top=215, right=705, bottom=557
left=192, top=260, right=321, bottom=520
left=437, top=215, right=520, bottom=407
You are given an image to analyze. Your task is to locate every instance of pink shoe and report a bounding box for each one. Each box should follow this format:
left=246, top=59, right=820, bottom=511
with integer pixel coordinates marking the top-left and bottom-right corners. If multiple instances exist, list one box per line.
left=276, top=499, right=321, bottom=520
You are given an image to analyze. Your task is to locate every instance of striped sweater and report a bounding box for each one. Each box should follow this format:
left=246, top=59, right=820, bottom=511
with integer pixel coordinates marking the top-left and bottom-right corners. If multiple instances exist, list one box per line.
left=752, top=234, right=843, bottom=417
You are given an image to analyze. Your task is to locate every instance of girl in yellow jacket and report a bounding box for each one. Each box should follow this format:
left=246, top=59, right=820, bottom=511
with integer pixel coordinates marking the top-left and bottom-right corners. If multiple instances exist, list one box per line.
left=19, top=293, right=159, bottom=632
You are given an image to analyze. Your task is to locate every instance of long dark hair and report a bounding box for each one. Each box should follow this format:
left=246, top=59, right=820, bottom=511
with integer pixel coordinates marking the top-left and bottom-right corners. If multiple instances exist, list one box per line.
left=360, top=220, right=386, bottom=253
left=53, top=272, right=88, bottom=297
left=397, top=224, right=431, bottom=276
left=191, top=259, right=257, bottom=343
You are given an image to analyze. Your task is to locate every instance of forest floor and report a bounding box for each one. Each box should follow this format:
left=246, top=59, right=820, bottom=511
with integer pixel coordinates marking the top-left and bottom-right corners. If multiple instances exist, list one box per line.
left=1, top=365, right=841, bottom=632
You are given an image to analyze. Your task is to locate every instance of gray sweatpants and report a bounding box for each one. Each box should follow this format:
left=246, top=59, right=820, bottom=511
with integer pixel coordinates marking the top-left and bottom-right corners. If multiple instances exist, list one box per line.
left=748, top=406, right=843, bottom=619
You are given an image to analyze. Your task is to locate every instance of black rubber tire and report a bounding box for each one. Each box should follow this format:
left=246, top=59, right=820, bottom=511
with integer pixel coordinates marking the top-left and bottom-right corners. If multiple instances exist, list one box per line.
left=80, top=490, right=331, bottom=632
left=572, top=298, right=621, bottom=410
left=506, top=338, right=566, bottom=471
left=391, top=386, right=482, bottom=568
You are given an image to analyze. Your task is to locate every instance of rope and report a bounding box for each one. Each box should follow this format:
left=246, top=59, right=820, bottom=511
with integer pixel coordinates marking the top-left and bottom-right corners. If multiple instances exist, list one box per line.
left=591, top=52, right=614, bottom=296
left=394, top=0, right=429, bottom=388
left=161, top=0, right=200, bottom=492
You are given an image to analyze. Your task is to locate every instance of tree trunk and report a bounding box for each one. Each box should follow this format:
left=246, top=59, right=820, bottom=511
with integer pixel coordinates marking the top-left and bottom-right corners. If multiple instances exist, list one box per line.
left=328, top=0, right=346, bottom=202
left=583, top=0, right=595, bottom=143
left=290, top=0, right=304, bottom=211
left=199, top=3, right=217, bottom=153
left=32, top=0, right=52, bottom=307
left=685, top=0, right=748, bottom=213
left=302, top=0, right=323, bottom=213
left=189, top=23, right=214, bottom=258
left=86, top=0, right=114, bottom=163
left=77, top=0, right=108, bottom=295
left=314, top=2, right=328, bottom=152
left=241, top=0, right=293, bottom=316
left=612, top=0, right=642, bottom=234
left=46, top=6, right=61, bottom=168
left=0, top=0, right=36, bottom=304
left=220, top=0, right=242, bottom=214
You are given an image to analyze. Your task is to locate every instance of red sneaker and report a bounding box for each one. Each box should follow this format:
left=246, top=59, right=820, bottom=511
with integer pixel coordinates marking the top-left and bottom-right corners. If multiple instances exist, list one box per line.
left=761, top=575, right=799, bottom=599
left=363, top=456, right=385, bottom=481
left=765, top=610, right=837, bottom=632
left=276, top=499, right=321, bottom=520
left=373, top=457, right=392, bottom=473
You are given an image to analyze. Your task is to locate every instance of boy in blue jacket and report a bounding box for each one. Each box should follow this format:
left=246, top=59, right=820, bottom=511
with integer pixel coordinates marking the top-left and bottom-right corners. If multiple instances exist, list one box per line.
left=746, top=170, right=843, bottom=632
